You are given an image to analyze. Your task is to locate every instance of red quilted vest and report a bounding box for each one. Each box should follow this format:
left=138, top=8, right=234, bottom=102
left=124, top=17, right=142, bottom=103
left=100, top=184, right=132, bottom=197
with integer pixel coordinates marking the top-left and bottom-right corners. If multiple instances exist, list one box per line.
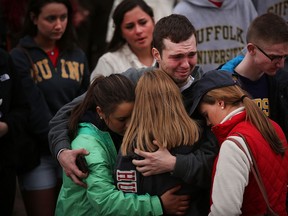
left=211, top=111, right=288, bottom=215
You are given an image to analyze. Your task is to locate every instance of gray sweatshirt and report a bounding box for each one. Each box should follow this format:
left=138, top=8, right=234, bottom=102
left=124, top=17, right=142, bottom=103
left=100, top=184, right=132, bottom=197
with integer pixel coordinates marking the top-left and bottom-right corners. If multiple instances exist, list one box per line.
left=173, top=0, right=257, bottom=72
left=252, top=0, right=288, bottom=21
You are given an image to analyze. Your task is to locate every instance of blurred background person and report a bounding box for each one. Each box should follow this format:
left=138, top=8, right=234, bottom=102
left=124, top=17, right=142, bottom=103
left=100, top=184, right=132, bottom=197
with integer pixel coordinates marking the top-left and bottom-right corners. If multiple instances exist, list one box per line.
left=10, top=0, right=90, bottom=215
left=106, top=0, right=178, bottom=42
left=251, top=0, right=288, bottom=20
left=71, top=0, right=114, bottom=72
left=90, top=0, right=155, bottom=81
left=0, top=0, right=29, bottom=51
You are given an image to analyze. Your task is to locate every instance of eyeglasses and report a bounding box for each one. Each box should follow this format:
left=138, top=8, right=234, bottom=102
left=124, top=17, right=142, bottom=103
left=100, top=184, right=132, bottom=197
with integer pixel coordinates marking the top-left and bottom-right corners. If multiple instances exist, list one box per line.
left=254, top=44, right=288, bottom=63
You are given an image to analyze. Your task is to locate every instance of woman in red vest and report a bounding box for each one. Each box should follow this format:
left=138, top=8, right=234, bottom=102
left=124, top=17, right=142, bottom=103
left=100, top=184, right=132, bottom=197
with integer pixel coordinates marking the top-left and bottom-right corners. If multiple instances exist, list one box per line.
left=190, top=70, right=288, bottom=216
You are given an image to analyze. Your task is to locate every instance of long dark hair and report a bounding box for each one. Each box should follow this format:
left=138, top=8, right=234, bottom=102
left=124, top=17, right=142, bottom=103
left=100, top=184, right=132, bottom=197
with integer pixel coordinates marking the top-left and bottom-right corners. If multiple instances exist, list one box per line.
left=108, top=0, right=154, bottom=52
left=22, top=0, right=77, bottom=50
left=68, top=74, right=135, bottom=139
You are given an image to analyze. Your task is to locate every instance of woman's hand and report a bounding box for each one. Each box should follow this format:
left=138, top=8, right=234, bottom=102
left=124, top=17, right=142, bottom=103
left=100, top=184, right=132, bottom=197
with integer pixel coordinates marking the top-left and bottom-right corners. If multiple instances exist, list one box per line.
left=160, top=186, right=190, bottom=215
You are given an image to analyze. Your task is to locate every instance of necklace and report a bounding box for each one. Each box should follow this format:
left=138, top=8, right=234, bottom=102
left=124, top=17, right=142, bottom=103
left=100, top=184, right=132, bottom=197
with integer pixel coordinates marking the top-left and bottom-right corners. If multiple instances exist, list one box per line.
left=47, top=47, right=56, bottom=56
left=46, top=47, right=59, bottom=58
left=46, top=46, right=59, bottom=66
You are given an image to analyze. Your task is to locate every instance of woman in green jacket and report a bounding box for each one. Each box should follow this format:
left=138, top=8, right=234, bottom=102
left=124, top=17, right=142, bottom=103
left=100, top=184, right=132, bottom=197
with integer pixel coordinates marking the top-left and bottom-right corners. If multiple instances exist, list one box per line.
left=56, top=74, right=190, bottom=215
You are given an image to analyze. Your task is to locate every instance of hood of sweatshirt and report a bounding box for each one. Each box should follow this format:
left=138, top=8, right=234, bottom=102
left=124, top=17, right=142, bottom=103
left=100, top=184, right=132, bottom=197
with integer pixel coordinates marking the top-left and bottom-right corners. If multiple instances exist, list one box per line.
left=182, top=0, right=238, bottom=10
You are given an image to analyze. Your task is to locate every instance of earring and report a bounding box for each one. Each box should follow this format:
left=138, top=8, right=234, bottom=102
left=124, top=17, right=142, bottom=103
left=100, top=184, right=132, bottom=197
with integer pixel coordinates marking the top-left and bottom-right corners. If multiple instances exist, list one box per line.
left=100, top=116, right=103, bottom=119
left=221, top=107, right=224, bottom=110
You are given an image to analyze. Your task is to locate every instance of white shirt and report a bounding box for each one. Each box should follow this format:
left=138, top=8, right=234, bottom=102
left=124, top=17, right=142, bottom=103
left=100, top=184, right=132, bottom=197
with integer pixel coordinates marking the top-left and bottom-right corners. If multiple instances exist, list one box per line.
left=90, top=43, right=155, bottom=82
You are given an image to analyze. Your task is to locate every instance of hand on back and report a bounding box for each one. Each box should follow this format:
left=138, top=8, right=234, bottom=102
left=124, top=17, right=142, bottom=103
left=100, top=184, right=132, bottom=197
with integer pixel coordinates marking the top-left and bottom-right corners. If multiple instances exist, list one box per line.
left=160, top=185, right=190, bottom=215
left=132, top=140, right=176, bottom=176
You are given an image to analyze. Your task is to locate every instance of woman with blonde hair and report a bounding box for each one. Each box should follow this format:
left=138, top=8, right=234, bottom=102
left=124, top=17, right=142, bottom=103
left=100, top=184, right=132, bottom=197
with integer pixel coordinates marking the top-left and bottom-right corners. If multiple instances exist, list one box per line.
left=189, top=70, right=288, bottom=215
left=115, top=69, right=209, bottom=215
left=121, top=69, right=199, bottom=154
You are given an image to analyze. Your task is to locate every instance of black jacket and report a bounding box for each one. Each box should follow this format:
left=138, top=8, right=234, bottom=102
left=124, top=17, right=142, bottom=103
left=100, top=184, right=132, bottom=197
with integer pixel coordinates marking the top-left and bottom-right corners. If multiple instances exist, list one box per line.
left=269, top=59, right=288, bottom=139
left=114, top=140, right=215, bottom=216
left=0, top=48, right=29, bottom=168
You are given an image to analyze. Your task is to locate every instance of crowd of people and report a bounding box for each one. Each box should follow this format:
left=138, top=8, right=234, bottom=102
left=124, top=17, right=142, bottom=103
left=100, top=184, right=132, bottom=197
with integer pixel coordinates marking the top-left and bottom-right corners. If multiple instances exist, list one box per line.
left=0, top=0, right=288, bottom=215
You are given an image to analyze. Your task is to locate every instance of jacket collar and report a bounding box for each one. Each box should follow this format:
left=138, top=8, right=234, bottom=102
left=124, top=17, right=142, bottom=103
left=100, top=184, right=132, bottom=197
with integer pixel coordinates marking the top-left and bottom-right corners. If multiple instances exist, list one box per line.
left=212, top=107, right=245, bottom=145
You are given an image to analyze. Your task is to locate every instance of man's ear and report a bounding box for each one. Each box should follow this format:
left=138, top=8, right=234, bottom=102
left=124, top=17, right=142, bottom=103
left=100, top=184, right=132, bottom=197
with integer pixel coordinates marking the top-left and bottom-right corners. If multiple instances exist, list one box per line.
left=152, top=48, right=161, bottom=62
left=247, top=43, right=256, bottom=55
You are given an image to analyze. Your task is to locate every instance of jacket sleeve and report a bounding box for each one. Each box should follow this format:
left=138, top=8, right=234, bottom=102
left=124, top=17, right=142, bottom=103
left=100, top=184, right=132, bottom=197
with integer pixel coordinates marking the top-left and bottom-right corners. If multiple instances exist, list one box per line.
left=48, top=93, right=86, bottom=158
left=172, top=125, right=219, bottom=188
left=209, top=137, right=250, bottom=216
left=122, top=67, right=149, bottom=85
left=219, top=55, right=244, bottom=72
left=81, top=135, right=163, bottom=215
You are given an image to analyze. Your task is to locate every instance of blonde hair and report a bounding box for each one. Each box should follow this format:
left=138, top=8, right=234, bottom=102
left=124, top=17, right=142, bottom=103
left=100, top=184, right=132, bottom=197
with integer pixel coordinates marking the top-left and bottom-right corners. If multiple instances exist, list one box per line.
left=201, top=85, right=285, bottom=155
left=121, top=69, right=199, bottom=155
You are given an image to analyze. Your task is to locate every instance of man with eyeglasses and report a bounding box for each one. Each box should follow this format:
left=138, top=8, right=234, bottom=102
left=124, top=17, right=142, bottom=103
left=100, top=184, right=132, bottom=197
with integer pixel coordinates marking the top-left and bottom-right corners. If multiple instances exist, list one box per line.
left=254, top=44, right=287, bottom=63
left=219, top=13, right=288, bottom=141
